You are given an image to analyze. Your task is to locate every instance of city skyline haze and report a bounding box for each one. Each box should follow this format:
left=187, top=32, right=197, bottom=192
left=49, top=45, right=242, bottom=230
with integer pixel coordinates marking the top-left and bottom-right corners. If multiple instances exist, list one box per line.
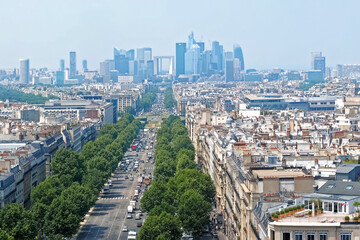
left=0, top=0, right=359, bottom=70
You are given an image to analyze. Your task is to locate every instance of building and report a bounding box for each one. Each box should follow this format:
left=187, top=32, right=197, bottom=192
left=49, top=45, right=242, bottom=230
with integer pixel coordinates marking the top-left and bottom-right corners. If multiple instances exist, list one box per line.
left=225, top=60, right=234, bottom=82
left=60, top=59, right=65, bottom=71
left=110, top=92, right=139, bottom=113
left=69, top=51, right=76, bottom=78
left=56, top=71, right=64, bottom=86
left=176, top=43, right=186, bottom=77
left=306, top=70, right=324, bottom=82
left=234, top=45, right=245, bottom=71
left=154, top=56, right=174, bottom=75
left=185, top=44, right=201, bottom=75
left=19, top=59, right=30, bottom=84
left=311, top=52, right=326, bottom=75
left=82, top=60, right=88, bottom=72
left=137, top=48, right=152, bottom=62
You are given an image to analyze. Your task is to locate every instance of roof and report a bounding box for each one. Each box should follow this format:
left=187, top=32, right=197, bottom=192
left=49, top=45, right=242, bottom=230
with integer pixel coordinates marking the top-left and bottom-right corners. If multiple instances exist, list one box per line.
left=252, top=169, right=308, bottom=179
left=317, top=180, right=360, bottom=196
left=336, top=164, right=360, bottom=174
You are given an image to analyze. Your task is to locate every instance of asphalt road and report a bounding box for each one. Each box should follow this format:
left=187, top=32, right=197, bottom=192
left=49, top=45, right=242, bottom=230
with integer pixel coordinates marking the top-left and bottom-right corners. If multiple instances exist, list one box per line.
left=75, top=131, right=156, bottom=240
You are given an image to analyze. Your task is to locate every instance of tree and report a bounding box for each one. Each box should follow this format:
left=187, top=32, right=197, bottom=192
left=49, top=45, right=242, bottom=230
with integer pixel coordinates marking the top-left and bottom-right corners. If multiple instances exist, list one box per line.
left=83, top=168, right=107, bottom=191
left=0, top=204, right=37, bottom=239
left=175, top=169, right=215, bottom=204
left=0, top=228, right=14, bottom=240
left=43, top=197, right=82, bottom=239
left=173, top=135, right=194, bottom=154
left=31, top=202, right=48, bottom=235
left=138, top=212, right=181, bottom=240
left=178, top=190, right=212, bottom=237
left=51, top=148, right=84, bottom=183
left=60, top=182, right=95, bottom=217
left=86, top=156, right=111, bottom=179
left=141, top=180, right=167, bottom=212
left=176, top=154, right=198, bottom=171
left=176, top=149, right=195, bottom=161
left=154, top=160, right=177, bottom=182
left=148, top=202, right=176, bottom=217
left=31, top=175, right=64, bottom=206
left=81, top=141, right=100, bottom=163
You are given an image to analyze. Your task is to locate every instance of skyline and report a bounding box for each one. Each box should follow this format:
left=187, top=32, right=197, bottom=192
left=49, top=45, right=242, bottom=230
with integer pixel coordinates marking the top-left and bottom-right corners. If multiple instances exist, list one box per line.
left=1, top=0, right=360, bottom=70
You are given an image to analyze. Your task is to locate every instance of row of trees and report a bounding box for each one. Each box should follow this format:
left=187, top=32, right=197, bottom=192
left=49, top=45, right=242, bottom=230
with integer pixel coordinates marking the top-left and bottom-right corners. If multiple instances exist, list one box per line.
left=164, top=87, right=176, bottom=109
left=139, top=116, right=215, bottom=239
left=0, top=114, right=143, bottom=239
left=0, top=86, right=59, bottom=104
left=138, top=87, right=157, bottom=112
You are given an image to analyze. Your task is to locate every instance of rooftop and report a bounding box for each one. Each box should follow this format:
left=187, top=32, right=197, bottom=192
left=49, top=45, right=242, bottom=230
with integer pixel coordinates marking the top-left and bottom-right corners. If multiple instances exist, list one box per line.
left=271, top=212, right=349, bottom=227
left=317, top=180, right=360, bottom=196
left=252, top=169, right=308, bottom=179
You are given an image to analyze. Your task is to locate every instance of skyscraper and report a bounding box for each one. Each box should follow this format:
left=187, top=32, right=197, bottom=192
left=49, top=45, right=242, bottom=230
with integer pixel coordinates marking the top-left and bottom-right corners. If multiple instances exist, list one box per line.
left=19, top=59, right=30, bottom=84
left=137, top=48, right=152, bottom=62
left=225, top=60, right=234, bottom=82
left=185, top=44, right=201, bottom=75
left=176, top=43, right=186, bottom=77
left=211, top=41, right=223, bottom=71
left=126, top=49, right=135, bottom=61
left=234, top=45, right=245, bottom=71
left=56, top=71, right=65, bottom=86
left=311, top=52, right=326, bottom=75
left=60, top=59, right=65, bottom=71
left=82, top=60, right=88, bottom=72
left=69, top=51, right=76, bottom=78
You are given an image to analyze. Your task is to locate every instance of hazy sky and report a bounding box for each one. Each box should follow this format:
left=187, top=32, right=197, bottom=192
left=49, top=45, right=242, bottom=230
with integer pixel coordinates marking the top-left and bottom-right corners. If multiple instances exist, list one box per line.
left=0, top=0, right=359, bottom=70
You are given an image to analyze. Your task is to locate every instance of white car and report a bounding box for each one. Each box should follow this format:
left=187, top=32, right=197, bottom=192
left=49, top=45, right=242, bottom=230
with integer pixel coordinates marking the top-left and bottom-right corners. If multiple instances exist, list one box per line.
left=122, top=226, right=128, bottom=232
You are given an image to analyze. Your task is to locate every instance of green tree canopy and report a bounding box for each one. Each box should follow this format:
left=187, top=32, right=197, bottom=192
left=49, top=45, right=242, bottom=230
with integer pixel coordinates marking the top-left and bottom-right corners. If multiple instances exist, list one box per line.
left=141, top=180, right=167, bottom=212
left=0, top=204, right=36, bottom=239
left=138, top=212, right=181, bottom=240
left=51, top=148, right=84, bottom=183
left=178, top=190, right=212, bottom=237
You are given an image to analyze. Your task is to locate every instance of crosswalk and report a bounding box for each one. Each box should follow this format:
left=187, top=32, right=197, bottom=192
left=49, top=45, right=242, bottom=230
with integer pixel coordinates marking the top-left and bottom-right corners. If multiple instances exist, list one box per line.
left=99, top=196, right=129, bottom=200
left=144, top=167, right=155, bottom=170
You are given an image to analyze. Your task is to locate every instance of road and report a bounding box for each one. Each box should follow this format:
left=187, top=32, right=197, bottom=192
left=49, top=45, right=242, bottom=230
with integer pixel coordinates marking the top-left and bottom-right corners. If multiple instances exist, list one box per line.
left=75, top=130, right=156, bottom=240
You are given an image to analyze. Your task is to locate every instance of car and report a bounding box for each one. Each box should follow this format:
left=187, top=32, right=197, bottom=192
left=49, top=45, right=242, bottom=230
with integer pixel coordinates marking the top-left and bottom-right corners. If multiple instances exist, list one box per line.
left=125, top=175, right=129, bottom=179
left=130, top=177, right=134, bottom=181
left=122, top=226, right=128, bottom=232
left=135, top=213, right=141, bottom=220
left=137, top=222, right=142, bottom=227
left=127, top=213, right=132, bottom=219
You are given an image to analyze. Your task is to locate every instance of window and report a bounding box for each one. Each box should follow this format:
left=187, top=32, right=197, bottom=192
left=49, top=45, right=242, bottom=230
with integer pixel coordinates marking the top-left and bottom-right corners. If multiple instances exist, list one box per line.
left=282, top=232, right=290, bottom=240
left=340, top=232, right=351, bottom=240
left=327, top=184, right=335, bottom=189
left=319, top=232, right=328, bottom=240
left=307, top=232, right=315, bottom=240
left=295, top=232, right=303, bottom=240
left=324, top=202, right=332, bottom=212
left=345, top=185, right=353, bottom=190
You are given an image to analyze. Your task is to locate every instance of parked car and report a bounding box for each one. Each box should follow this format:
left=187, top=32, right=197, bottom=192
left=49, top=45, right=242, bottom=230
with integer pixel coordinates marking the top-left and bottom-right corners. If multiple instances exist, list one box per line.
left=127, top=213, right=132, bottom=219
left=137, top=222, right=142, bottom=227
left=122, top=226, right=128, bottom=232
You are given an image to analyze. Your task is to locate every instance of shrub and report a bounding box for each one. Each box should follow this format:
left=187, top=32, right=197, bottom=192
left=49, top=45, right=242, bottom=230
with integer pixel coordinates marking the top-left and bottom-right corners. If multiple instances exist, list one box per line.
left=354, top=217, right=358, bottom=220
left=285, top=209, right=289, bottom=213
left=276, top=211, right=280, bottom=215
left=280, top=211, right=285, bottom=214
left=301, top=204, right=305, bottom=208
left=297, top=206, right=301, bottom=210
left=345, top=216, right=350, bottom=220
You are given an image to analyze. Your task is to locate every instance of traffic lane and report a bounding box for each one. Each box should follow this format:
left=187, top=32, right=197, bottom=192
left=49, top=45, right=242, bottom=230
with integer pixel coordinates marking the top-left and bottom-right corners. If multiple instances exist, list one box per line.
left=76, top=167, right=134, bottom=239
left=118, top=152, right=155, bottom=239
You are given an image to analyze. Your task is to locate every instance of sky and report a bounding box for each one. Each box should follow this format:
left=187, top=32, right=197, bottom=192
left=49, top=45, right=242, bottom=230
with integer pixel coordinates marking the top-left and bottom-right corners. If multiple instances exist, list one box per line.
left=0, top=0, right=359, bottom=70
